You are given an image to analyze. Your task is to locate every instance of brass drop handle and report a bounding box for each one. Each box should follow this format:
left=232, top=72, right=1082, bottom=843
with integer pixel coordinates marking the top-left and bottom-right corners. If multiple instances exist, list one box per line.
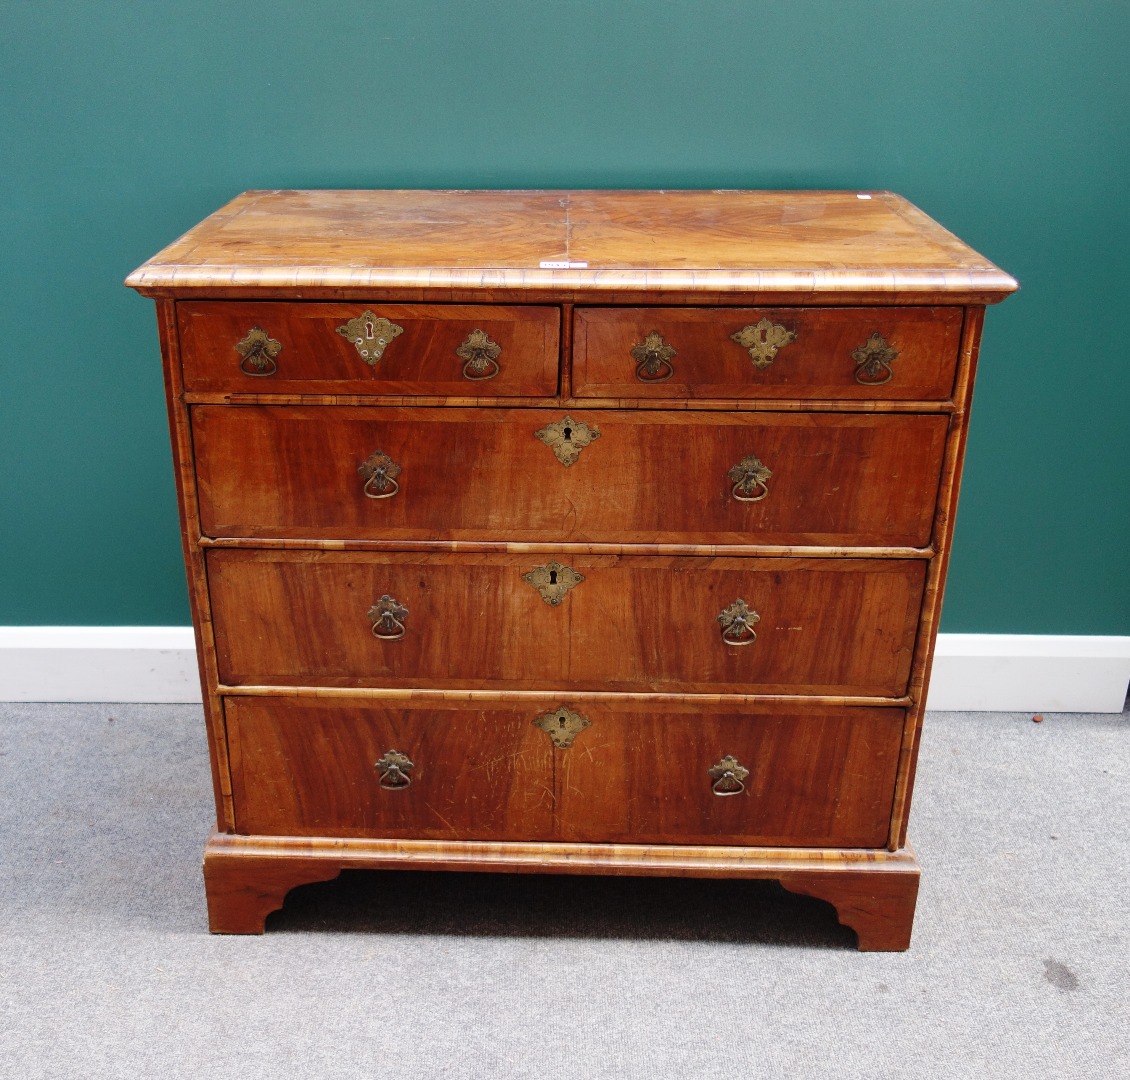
left=709, top=755, right=749, bottom=796
left=852, top=332, right=899, bottom=385
left=368, top=594, right=408, bottom=640
left=358, top=451, right=401, bottom=499
left=234, top=326, right=282, bottom=377
left=457, top=329, right=502, bottom=380
left=630, top=331, right=676, bottom=382
left=336, top=311, right=405, bottom=366
left=375, top=749, right=414, bottom=790
left=730, top=319, right=796, bottom=369
left=728, top=455, right=772, bottom=502
left=717, top=599, right=760, bottom=646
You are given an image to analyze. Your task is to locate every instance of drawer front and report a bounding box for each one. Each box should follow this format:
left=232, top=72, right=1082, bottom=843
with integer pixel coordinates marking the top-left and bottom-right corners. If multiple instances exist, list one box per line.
left=552, top=700, right=903, bottom=847
left=207, top=551, right=925, bottom=695
left=225, top=697, right=555, bottom=840
left=193, top=405, right=949, bottom=548
left=224, top=696, right=902, bottom=848
left=178, top=302, right=560, bottom=396
left=573, top=306, right=963, bottom=400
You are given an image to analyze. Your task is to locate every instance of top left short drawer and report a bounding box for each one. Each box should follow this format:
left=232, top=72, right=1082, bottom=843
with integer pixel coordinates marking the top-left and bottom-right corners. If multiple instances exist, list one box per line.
left=177, top=302, right=560, bottom=396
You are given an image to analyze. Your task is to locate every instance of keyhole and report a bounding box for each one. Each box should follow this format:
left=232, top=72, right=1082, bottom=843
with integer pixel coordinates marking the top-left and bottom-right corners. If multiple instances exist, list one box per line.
left=549, top=569, right=558, bottom=585
left=562, top=427, right=572, bottom=441
left=558, top=717, right=566, bottom=729
left=364, top=321, right=374, bottom=339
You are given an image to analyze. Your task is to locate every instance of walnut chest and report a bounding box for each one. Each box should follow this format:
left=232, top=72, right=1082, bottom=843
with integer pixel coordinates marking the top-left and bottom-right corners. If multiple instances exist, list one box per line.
left=127, top=190, right=1016, bottom=948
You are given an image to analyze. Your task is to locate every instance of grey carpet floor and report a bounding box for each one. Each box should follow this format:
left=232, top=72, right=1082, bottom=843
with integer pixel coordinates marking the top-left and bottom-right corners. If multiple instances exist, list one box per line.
left=0, top=702, right=1126, bottom=1079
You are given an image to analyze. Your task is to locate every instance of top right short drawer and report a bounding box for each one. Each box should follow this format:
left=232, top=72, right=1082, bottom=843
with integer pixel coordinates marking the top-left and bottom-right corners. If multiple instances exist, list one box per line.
left=572, top=307, right=963, bottom=401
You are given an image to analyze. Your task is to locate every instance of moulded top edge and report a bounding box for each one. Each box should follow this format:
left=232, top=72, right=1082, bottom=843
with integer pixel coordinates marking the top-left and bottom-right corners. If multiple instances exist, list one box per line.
left=124, top=189, right=1018, bottom=301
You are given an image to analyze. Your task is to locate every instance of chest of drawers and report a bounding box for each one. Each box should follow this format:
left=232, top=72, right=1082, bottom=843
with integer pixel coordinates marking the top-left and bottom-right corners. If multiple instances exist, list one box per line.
left=127, top=189, right=1015, bottom=949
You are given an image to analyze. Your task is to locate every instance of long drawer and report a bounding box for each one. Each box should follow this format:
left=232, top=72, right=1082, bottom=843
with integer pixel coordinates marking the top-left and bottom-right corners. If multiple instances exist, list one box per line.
left=178, top=302, right=560, bottom=396
left=193, top=406, right=949, bottom=547
left=573, top=306, right=963, bottom=400
left=224, top=696, right=904, bottom=847
left=207, top=551, right=926, bottom=695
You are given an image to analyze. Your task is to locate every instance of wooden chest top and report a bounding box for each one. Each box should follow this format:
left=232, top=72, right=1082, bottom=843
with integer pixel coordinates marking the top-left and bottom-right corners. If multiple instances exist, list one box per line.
left=125, top=189, right=1017, bottom=303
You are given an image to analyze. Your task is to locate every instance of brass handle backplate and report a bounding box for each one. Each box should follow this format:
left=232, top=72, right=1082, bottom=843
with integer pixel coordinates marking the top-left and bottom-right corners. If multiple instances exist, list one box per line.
left=375, top=749, right=414, bottom=790
left=709, top=755, right=749, bottom=796
left=336, top=311, right=404, bottom=366
left=457, top=328, right=502, bottom=380
left=523, top=561, right=584, bottom=605
left=852, top=333, right=899, bottom=385
left=534, top=415, right=600, bottom=466
left=234, top=326, right=282, bottom=377
left=358, top=451, right=401, bottom=499
left=730, top=319, right=796, bottom=369
left=533, top=705, right=591, bottom=748
left=369, top=594, right=408, bottom=640
left=630, top=331, right=676, bottom=382
left=728, top=454, right=772, bottom=502
left=717, top=598, right=760, bottom=646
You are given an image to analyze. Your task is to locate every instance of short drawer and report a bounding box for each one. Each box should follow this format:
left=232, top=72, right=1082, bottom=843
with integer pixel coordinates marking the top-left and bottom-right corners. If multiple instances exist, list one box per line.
left=207, top=551, right=926, bottom=696
left=573, top=306, right=963, bottom=400
left=224, top=695, right=903, bottom=848
left=178, top=301, right=560, bottom=396
left=552, top=699, right=903, bottom=847
left=192, top=405, right=949, bottom=548
left=225, top=696, right=555, bottom=840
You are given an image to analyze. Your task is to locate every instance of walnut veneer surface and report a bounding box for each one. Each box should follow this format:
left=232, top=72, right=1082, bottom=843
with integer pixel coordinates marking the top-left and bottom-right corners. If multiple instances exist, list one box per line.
left=127, top=189, right=1016, bottom=949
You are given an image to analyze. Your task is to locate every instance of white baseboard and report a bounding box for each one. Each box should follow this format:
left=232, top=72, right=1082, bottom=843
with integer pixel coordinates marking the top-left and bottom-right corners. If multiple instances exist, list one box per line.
left=0, top=627, right=202, bottom=704
left=1, top=628, right=1128, bottom=712
left=926, top=634, right=1130, bottom=713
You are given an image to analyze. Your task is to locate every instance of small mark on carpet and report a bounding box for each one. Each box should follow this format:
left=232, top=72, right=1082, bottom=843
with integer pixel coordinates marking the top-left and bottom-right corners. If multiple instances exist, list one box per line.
left=1043, top=958, right=1079, bottom=991
left=876, top=982, right=889, bottom=993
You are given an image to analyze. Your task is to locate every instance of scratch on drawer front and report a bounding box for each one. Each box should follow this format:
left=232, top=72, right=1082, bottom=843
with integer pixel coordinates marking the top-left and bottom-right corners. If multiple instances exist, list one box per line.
left=469, top=751, right=530, bottom=773
left=426, top=806, right=458, bottom=833
left=561, top=498, right=578, bottom=536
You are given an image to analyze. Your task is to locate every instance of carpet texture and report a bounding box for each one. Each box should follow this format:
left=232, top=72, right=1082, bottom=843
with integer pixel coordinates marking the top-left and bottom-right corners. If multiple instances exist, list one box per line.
left=0, top=702, right=1126, bottom=1079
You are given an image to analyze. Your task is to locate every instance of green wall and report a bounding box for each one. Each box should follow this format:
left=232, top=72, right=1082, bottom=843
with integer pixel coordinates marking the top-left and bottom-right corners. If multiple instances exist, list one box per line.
left=2, top=1, right=1127, bottom=633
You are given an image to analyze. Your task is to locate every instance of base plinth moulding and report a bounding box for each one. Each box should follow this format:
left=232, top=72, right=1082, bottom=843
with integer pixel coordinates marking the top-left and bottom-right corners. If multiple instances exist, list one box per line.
left=202, top=832, right=920, bottom=951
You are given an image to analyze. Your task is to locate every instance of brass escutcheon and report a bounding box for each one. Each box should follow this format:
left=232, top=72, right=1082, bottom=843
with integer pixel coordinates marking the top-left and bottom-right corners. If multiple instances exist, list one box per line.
left=234, top=325, right=282, bottom=376
left=456, top=328, right=502, bottom=380
left=852, top=332, right=899, bottom=385
left=336, top=311, right=404, bottom=366
left=630, top=330, right=676, bottom=382
left=534, top=415, right=600, bottom=467
left=375, top=749, right=414, bottom=790
left=368, top=594, right=408, bottom=640
left=709, top=755, right=750, bottom=796
left=358, top=450, right=402, bottom=499
left=717, top=598, right=760, bottom=646
left=728, top=454, right=772, bottom=502
left=729, top=319, right=796, bottom=369
left=533, top=705, right=591, bottom=749
left=523, top=561, right=584, bottom=605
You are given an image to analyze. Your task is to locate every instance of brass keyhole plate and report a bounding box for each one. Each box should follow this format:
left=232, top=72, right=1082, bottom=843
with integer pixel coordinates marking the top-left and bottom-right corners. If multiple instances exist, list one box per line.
left=533, top=706, right=591, bottom=748
left=523, top=561, right=584, bottom=605
left=534, top=415, right=600, bottom=466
